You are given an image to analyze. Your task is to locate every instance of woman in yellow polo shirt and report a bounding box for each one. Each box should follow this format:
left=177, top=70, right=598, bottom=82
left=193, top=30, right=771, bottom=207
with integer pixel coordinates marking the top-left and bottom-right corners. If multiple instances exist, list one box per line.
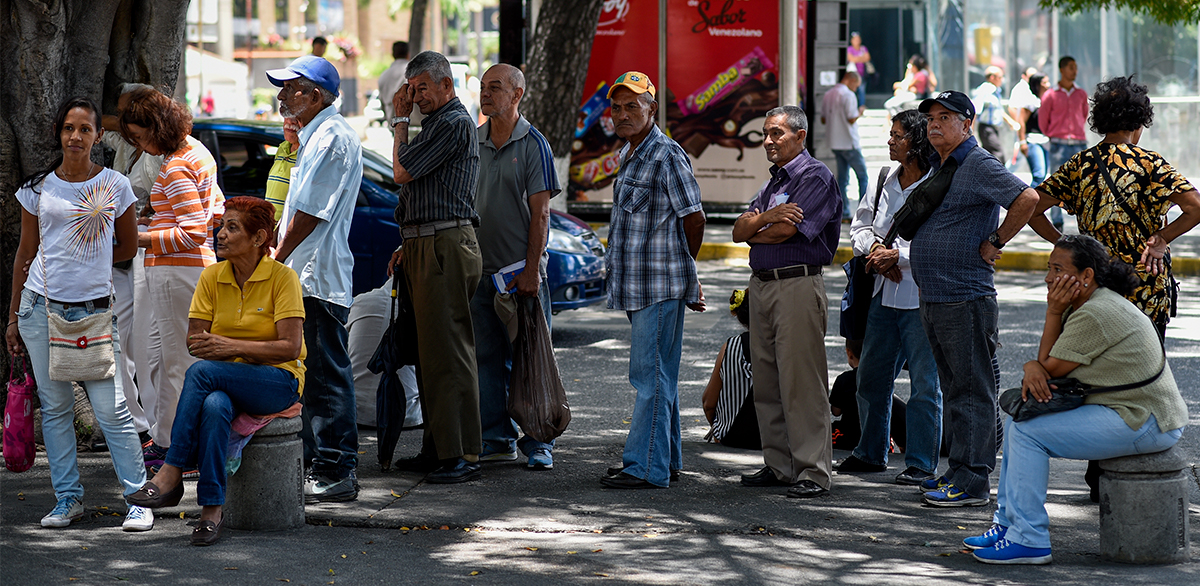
left=126, top=196, right=305, bottom=546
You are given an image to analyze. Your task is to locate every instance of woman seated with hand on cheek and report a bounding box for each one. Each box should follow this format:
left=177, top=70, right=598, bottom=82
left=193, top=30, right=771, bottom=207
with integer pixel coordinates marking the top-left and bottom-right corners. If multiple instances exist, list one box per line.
left=964, top=234, right=1186, bottom=565
left=126, top=196, right=306, bottom=546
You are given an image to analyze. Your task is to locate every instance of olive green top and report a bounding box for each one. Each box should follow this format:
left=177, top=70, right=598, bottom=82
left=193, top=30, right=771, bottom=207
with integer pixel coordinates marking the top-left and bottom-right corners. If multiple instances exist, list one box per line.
left=1051, top=287, right=1187, bottom=432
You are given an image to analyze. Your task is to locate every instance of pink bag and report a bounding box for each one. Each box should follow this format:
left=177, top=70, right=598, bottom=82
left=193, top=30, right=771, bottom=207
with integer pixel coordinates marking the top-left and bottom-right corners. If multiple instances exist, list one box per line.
left=4, top=357, right=37, bottom=473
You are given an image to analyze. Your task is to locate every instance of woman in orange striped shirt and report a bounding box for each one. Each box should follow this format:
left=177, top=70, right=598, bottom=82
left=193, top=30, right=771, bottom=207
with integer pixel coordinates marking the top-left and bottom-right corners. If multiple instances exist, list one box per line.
left=119, top=89, right=225, bottom=469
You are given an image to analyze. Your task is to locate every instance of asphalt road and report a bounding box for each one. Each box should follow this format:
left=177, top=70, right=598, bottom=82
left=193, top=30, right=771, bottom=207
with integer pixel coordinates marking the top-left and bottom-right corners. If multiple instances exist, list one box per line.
left=2, top=261, right=1197, bottom=585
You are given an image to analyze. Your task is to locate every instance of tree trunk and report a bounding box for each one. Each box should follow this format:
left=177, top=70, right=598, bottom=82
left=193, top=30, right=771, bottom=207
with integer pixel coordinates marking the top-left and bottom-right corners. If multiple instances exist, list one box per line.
left=408, top=0, right=428, bottom=54
left=0, top=0, right=190, bottom=377
left=522, top=0, right=605, bottom=158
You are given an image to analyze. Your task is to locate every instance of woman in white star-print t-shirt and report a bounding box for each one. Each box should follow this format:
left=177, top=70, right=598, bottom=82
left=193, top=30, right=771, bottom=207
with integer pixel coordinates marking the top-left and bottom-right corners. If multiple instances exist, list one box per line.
left=5, top=96, right=152, bottom=533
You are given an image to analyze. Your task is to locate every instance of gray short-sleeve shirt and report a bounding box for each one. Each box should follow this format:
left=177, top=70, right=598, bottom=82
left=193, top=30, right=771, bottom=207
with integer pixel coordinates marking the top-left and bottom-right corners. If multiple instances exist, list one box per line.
left=475, top=116, right=562, bottom=274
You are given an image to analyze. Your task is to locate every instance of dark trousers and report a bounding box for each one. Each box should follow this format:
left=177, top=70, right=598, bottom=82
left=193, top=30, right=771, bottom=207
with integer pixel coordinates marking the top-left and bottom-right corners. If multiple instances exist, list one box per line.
left=298, top=297, right=359, bottom=478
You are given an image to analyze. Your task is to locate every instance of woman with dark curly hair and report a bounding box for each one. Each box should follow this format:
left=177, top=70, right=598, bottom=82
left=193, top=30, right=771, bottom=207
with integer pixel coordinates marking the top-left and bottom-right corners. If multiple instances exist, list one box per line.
left=839, top=109, right=942, bottom=485
left=119, top=88, right=225, bottom=473
left=961, top=234, right=1186, bottom=565
left=1027, top=75, right=1199, bottom=500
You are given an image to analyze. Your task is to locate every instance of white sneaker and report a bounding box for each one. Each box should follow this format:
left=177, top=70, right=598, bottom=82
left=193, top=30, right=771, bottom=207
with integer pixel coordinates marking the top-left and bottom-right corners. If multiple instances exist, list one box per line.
left=41, top=496, right=85, bottom=528
left=122, top=505, right=154, bottom=532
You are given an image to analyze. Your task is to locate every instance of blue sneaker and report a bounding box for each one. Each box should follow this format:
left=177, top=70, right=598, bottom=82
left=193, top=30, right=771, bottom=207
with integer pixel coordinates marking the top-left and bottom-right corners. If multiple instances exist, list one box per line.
left=963, top=524, right=1007, bottom=550
left=527, top=447, right=553, bottom=470
left=916, top=475, right=949, bottom=493
left=922, top=483, right=990, bottom=507
left=972, top=538, right=1052, bottom=565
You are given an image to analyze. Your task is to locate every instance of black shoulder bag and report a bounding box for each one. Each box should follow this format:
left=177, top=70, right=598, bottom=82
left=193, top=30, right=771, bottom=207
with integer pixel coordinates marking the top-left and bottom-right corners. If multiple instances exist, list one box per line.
left=883, top=155, right=960, bottom=247
left=839, top=166, right=892, bottom=341
left=1090, top=148, right=1179, bottom=319
left=1000, top=347, right=1166, bottom=422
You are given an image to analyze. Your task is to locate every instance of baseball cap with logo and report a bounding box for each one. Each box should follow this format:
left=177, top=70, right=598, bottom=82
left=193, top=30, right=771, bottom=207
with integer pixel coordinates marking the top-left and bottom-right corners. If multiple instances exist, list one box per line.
left=266, top=55, right=341, bottom=96
left=607, top=71, right=656, bottom=99
left=918, top=90, right=976, bottom=120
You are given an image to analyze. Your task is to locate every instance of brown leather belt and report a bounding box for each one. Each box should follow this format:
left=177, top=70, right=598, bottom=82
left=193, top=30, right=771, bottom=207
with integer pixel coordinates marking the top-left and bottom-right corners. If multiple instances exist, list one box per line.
left=753, top=264, right=823, bottom=281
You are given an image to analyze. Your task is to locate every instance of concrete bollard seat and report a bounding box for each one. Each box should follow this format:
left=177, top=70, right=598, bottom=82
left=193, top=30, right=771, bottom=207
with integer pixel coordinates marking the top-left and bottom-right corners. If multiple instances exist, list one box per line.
left=224, top=416, right=305, bottom=531
left=1097, top=444, right=1190, bottom=565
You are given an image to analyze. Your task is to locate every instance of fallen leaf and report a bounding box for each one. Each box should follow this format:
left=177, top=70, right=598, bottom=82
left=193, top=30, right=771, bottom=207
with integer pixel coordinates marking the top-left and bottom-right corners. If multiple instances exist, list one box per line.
left=622, top=419, right=631, bottom=424
left=179, top=512, right=185, bottom=519
left=938, top=553, right=952, bottom=557
left=592, top=529, right=602, bottom=534
left=278, top=580, right=291, bottom=583
left=340, top=554, right=347, bottom=559
left=365, top=541, right=374, bottom=544
left=68, top=579, right=78, bottom=582
left=328, top=569, right=335, bottom=575
left=574, top=379, right=580, bottom=381
left=592, top=549, right=603, bottom=553
left=224, top=567, right=238, bottom=571
left=98, top=506, right=109, bottom=510
left=643, top=534, right=656, bottom=538
left=957, top=526, right=966, bottom=530
left=421, top=525, right=429, bottom=530
left=401, top=526, right=411, bottom=531
left=645, top=523, right=653, bottom=527
left=81, top=547, right=88, bottom=550
left=756, top=527, right=765, bottom=531
left=391, top=490, right=403, bottom=498
left=469, top=571, right=480, bottom=576
left=525, top=547, right=538, bottom=551
left=328, top=521, right=333, bottom=527
left=594, top=573, right=609, bottom=577
left=361, top=552, right=367, bottom=555
left=869, top=536, right=877, bottom=541
left=567, top=551, right=577, bottom=555
left=463, top=527, right=470, bottom=532
left=357, top=451, right=366, bottom=455
left=440, top=525, right=449, bottom=530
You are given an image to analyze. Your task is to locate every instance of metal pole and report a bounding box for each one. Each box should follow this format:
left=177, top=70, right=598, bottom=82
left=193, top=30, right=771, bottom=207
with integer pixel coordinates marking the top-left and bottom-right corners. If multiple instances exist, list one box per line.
left=780, top=0, right=799, bottom=107
left=1051, top=8, right=1059, bottom=86
left=1099, top=7, right=1107, bottom=81
left=658, top=0, right=667, bottom=130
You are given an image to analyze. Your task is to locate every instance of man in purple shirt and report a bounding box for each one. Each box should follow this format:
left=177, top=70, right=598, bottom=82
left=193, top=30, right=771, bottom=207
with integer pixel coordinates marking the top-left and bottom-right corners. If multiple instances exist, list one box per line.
left=732, top=105, right=841, bottom=499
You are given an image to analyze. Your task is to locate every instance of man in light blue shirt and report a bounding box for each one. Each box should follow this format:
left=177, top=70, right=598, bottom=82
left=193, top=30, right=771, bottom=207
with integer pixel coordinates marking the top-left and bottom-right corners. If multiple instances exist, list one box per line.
left=268, top=55, right=363, bottom=503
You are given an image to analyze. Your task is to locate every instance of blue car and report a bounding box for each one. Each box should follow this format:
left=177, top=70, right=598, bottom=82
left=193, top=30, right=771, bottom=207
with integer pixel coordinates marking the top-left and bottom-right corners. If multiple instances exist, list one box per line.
left=191, top=119, right=606, bottom=311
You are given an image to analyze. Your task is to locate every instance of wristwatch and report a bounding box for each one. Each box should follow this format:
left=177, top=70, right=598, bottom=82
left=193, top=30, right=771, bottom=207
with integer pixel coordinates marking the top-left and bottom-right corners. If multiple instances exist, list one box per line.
left=390, top=116, right=410, bottom=127
left=987, top=231, right=1005, bottom=249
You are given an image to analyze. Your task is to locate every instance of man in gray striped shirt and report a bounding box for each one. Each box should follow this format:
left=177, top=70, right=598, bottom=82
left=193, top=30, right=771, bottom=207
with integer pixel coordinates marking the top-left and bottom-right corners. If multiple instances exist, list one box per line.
left=387, top=51, right=484, bottom=484
left=469, top=64, right=562, bottom=471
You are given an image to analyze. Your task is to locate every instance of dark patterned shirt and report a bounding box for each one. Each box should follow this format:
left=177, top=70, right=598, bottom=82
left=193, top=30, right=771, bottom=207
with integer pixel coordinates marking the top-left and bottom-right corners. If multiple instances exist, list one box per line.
left=745, top=149, right=841, bottom=270
left=394, top=97, right=480, bottom=225
left=1039, top=143, right=1196, bottom=324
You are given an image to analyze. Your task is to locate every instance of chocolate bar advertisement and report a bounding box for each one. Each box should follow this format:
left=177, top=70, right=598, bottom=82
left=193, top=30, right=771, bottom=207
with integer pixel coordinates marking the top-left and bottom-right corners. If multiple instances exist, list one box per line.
left=570, top=0, right=808, bottom=204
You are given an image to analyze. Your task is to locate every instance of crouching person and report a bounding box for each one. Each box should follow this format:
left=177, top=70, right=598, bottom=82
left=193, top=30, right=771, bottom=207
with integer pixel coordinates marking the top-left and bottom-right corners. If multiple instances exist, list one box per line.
left=126, top=197, right=306, bottom=546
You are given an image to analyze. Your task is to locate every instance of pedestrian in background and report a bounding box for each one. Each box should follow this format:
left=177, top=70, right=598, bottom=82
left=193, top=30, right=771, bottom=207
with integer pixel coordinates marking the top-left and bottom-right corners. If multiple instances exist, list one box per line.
left=7, top=96, right=150, bottom=532
left=268, top=55, right=363, bottom=503
left=846, top=32, right=871, bottom=107
left=470, top=63, right=561, bottom=470
left=120, top=88, right=225, bottom=474
left=387, top=50, right=485, bottom=484
left=1039, top=56, right=1088, bottom=231
left=821, top=70, right=867, bottom=222
left=732, top=105, right=839, bottom=499
left=378, top=41, right=411, bottom=125
left=600, top=71, right=706, bottom=490
left=971, top=66, right=1021, bottom=161
left=839, top=109, right=942, bottom=486
left=910, top=91, right=1038, bottom=507
left=1015, top=74, right=1051, bottom=188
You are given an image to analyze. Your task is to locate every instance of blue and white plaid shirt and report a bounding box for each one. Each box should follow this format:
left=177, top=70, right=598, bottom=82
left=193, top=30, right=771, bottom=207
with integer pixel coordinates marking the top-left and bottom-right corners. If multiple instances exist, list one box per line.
left=606, top=125, right=704, bottom=312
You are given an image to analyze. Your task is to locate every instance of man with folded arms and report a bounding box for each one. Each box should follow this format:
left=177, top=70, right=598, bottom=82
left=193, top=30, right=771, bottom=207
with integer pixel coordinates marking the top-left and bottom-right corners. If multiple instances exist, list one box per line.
left=387, top=51, right=485, bottom=484
left=733, top=105, right=840, bottom=499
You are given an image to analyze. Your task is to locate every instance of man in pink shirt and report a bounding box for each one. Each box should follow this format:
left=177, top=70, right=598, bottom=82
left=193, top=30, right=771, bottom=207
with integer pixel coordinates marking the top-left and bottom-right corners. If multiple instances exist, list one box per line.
left=1039, top=56, right=1088, bottom=230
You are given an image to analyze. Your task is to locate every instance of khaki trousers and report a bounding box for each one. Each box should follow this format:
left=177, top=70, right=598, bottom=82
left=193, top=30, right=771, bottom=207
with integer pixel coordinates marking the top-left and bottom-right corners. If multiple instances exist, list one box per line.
left=402, top=225, right=483, bottom=460
left=749, top=273, right=832, bottom=488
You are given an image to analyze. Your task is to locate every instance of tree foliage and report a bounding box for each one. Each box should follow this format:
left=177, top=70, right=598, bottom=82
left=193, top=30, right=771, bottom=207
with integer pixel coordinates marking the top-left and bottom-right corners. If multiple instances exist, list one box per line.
left=1039, top=0, right=1200, bottom=25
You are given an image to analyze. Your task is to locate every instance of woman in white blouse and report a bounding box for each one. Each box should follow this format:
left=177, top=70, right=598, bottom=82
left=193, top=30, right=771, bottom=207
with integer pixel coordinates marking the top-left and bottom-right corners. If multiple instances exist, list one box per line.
left=837, top=109, right=942, bottom=485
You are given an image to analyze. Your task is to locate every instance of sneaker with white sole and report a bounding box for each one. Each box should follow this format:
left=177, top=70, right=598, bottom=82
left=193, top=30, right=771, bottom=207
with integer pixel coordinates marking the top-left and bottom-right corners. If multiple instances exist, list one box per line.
left=923, top=483, right=990, bottom=507
left=963, top=524, right=1007, bottom=550
left=122, top=505, right=154, bottom=532
left=972, top=537, right=1052, bottom=565
left=527, top=447, right=553, bottom=470
left=304, top=472, right=358, bottom=503
left=916, top=475, right=949, bottom=493
left=479, top=447, right=518, bottom=462
left=41, top=496, right=85, bottom=528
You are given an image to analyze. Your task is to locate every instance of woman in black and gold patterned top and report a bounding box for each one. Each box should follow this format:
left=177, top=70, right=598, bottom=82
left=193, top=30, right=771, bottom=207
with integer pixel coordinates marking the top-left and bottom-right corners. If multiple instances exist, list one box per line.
left=1029, top=75, right=1200, bottom=338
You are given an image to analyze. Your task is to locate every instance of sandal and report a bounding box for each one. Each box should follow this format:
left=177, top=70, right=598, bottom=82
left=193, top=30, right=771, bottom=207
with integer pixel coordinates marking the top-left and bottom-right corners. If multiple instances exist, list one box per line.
left=191, top=516, right=223, bottom=546
left=125, top=481, right=184, bottom=509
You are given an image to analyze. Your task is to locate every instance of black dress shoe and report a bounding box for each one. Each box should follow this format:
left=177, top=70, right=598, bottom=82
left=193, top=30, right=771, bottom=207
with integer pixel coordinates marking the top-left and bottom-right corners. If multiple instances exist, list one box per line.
left=125, top=480, right=184, bottom=509
left=393, top=452, right=440, bottom=473
left=426, top=458, right=482, bottom=484
left=599, top=472, right=664, bottom=489
left=835, top=455, right=887, bottom=473
left=740, top=467, right=789, bottom=487
left=787, top=480, right=828, bottom=499
left=606, top=465, right=680, bottom=482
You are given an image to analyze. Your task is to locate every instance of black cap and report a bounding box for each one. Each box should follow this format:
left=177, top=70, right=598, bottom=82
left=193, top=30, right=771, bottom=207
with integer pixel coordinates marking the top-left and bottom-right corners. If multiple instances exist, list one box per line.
left=918, top=90, right=976, bottom=120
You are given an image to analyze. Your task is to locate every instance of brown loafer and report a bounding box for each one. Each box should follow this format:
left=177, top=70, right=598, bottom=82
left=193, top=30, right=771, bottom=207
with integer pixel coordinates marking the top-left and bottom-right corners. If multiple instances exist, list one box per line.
left=191, top=516, right=223, bottom=546
left=125, top=481, right=184, bottom=509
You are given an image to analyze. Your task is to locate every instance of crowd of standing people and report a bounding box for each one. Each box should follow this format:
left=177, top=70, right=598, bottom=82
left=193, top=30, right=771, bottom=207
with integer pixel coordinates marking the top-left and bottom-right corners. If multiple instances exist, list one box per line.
left=6, top=47, right=1194, bottom=565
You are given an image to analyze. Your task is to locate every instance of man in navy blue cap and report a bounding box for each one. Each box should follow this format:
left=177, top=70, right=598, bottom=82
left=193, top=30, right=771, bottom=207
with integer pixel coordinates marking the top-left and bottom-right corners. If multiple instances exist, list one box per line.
left=907, top=90, right=1038, bottom=511
left=266, top=55, right=365, bottom=503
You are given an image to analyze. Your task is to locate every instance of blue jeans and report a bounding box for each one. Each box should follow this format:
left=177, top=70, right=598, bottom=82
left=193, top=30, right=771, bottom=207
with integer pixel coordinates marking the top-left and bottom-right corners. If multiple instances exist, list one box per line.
left=920, top=296, right=999, bottom=499
left=1026, top=142, right=1048, bottom=187
left=853, top=294, right=942, bottom=473
left=994, top=408, right=1181, bottom=548
left=298, top=297, right=358, bottom=478
left=621, top=299, right=686, bottom=487
left=854, top=82, right=866, bottom=108
left=832, top=148, right=868, bottom=219
left=470, top=276, right=554, bottom=456
left=16, top=289, right=146, bottom=501
left=1048, top=142, right=1086, bottom=226
left=166, top=361, right=299, bottom=506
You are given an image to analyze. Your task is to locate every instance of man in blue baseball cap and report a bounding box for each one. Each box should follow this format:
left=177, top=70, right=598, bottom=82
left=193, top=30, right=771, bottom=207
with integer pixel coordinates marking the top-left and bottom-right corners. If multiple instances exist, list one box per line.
left=267, top=55, right=365, bottom=504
